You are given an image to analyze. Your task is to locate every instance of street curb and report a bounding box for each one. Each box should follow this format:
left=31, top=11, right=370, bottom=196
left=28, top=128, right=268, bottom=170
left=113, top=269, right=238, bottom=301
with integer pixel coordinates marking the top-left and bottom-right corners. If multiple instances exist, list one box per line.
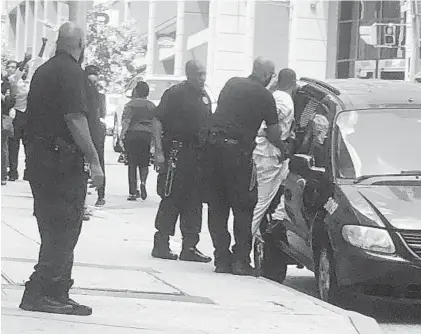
left=259, top=277, right=384, bottom=334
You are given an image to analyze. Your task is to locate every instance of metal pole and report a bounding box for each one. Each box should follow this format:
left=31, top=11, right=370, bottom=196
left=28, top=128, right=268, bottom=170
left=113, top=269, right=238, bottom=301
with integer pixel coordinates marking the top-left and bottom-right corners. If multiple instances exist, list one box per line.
left=174, top=0, right=186, bottom=76
left=146, top=0, right=156, bottom=75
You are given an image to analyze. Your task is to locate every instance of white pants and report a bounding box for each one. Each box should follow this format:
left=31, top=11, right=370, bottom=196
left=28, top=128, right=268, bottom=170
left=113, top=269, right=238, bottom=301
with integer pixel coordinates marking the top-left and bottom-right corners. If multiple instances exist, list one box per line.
left=251, top=155, right=290, bottom=240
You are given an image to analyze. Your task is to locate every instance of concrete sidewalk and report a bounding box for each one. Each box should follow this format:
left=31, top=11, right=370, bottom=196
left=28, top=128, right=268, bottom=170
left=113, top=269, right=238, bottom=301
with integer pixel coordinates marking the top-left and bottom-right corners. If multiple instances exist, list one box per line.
left=1, top=145, right=383, bottom=334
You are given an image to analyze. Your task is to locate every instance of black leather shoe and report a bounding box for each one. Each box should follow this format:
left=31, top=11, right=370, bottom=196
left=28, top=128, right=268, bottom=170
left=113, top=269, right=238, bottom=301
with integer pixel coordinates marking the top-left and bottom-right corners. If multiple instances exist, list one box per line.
left=215, top=263, right=232, bottom=274
left=127, top=194, right=137, bottom=201
left=95, top=198, right=105, bottom=207
left=180, top=248, right=212, bottom=263
left=57, top=297, right=92, bottom=316
left=151, top=247, right=178, bottom=260
left=232, top=261, right=258, bottom=277
left=19, top=295, right=74, bottom=314
left=8, top=172, right=18, bottom=181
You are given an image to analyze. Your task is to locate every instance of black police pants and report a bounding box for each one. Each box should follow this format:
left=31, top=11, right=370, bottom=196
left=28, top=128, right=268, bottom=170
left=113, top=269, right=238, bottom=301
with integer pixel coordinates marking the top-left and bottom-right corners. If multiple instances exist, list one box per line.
left=1, top=131, right=8, bottom=181
left=27, top=171, right=88, bottom=298
left=206, top=145, right=258, bottom=266
left=155, top=146, right=203, bottom=249
left=8, top=110, right=28, bottom=177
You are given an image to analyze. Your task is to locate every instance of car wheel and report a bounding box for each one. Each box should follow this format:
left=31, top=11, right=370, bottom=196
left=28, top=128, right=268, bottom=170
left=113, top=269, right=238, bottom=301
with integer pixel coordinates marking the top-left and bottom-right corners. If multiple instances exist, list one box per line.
left=316, top=241, right=339, bottom=304
left=112, top=115, right=120, bottom=153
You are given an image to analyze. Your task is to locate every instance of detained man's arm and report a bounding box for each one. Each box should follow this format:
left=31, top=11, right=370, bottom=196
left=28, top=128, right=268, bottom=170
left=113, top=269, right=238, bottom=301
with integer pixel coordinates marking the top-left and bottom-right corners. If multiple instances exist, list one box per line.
left=266, top=123, right=285, bottom=150
left=64, top=113, right=104, bottom=187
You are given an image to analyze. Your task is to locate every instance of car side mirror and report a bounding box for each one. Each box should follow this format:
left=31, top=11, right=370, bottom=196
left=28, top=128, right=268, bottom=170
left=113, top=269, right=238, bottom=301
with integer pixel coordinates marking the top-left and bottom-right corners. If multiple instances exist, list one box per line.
left=125, top=90, right=132, bottom=98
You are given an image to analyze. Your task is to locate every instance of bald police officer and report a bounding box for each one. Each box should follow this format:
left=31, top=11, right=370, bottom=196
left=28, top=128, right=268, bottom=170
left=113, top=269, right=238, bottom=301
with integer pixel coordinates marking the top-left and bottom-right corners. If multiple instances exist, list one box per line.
left=21, top=22, right=104, bottom=316
left=205, top=57, right=284, bottom=276
left=151, top=60, right=212, bottom=263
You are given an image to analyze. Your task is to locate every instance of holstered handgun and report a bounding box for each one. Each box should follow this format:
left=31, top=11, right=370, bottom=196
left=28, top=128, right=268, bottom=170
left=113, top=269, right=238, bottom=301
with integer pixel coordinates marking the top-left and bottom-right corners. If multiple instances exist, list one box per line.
left=164, top=141, right=183, bottom=197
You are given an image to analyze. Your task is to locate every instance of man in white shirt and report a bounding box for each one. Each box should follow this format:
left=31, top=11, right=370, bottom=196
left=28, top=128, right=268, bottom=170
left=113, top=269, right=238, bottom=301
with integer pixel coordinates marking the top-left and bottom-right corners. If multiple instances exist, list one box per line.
left=252, top=68, right=297, bottom=242
left=8, top=38, right=47, bottom=181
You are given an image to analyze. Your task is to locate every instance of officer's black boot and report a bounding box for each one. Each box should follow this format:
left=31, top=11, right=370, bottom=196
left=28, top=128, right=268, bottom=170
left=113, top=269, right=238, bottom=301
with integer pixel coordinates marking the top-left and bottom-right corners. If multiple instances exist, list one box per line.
left=19, top=281, right=73, bottom=314
left=231, top=261, right=259, bottom=277
left=179, top=235, right=212, bottom=263
left=180, top=245, right=212, bottom=263
left=53, top=280, right=92, bottom=316
left=151, top=232, right=178, bottom=260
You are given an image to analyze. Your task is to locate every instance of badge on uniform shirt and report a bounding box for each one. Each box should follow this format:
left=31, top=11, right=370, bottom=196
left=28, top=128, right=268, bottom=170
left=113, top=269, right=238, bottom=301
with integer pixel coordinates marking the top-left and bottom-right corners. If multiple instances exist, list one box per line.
left=202, top=96, right=209, bottom=105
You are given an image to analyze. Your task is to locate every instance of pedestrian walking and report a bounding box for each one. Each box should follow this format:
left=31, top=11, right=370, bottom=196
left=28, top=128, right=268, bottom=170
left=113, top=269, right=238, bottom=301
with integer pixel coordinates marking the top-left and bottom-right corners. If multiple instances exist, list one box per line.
left=120, top=81, right=155, bottom=201
left=85, top=65, right=107, bottom=207
left=251, top=68, right=297, bottom=241
left=204, top=57, right=283, bottom=276
left=7, top=38, right=48, bottom=181
left=1, top=72, right=16, bottom=185
left=151, top=60, right=212, bottom=263
left=20, top=22, right=104, bottom=316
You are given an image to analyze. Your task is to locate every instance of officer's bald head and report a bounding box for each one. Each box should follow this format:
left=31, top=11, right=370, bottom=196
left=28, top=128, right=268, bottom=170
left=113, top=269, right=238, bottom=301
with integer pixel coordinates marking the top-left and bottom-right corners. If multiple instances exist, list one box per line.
left=252, top=57, right=276, bottom=87
left=56, top=22, right=85, bottom=63
left=185, top=60, right=206, bottom=90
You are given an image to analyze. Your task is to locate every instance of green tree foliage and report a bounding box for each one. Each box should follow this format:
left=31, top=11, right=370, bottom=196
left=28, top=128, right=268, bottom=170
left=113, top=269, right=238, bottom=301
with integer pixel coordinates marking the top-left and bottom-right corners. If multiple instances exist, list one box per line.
left=85, top=7, right=146, bottom=93
left=1, top=24, right=12, bottom=73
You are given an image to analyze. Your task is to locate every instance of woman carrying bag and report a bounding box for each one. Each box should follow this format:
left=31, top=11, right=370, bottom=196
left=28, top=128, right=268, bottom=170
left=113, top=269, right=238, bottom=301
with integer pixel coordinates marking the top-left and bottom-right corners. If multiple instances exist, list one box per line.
left=120, top=81, right=155, bottom=201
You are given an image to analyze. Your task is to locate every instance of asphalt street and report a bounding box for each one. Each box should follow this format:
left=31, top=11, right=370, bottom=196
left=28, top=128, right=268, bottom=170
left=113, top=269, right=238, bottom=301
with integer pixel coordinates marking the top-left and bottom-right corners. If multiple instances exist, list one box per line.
left=283, top=267, right=421, bottom=334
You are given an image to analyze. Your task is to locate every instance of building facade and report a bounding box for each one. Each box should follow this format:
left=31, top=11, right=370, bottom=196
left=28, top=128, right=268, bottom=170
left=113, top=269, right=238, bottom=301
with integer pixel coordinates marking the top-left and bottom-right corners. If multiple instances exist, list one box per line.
left=2, top=0, right=420, bottom=95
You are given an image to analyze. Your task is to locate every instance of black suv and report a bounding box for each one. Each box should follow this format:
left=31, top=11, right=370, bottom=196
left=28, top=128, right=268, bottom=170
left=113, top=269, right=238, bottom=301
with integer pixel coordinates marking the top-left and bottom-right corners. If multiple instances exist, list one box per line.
left=256, top=78, right=421, bottom=304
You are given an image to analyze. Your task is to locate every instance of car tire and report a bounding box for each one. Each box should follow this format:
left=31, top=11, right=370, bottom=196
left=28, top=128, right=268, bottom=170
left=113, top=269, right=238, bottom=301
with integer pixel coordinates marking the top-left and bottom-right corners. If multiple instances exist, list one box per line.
left=315, top=238, right=339, bottom=304
left=254, top=235, right=287, bottom=284
left=113, top=114, right=121, bottom=153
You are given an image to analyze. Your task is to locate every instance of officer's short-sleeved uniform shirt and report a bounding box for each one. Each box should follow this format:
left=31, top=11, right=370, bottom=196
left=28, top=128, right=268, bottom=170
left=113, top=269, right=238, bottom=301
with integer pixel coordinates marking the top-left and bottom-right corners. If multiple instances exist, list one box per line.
left=211, top=75, right=278, bottom=145
left=26, top=51, right=87, bottom=145
left=154, top=81, right=212, bottom=143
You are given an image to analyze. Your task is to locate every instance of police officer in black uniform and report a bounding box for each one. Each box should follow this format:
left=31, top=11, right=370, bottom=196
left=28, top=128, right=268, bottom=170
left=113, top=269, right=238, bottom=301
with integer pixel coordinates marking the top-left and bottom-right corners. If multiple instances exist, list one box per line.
left=151, top=60, right=212, bottom=263
left=20, top=22, right=104, bottom=316
left=205, top=57, right=284, bottom=276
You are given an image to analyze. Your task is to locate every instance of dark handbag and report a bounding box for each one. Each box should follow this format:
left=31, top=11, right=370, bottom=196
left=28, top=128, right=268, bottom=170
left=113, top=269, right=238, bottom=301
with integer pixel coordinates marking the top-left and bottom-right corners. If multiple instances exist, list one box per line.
left=1, top=115, right=14, bottom=137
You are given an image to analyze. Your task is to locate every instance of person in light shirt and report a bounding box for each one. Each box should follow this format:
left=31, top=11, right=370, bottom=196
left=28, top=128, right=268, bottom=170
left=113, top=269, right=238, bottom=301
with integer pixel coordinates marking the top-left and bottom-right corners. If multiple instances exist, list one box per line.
left=7, top=38, right=48, bottom=181
left=251, top=68, right=297, bottom=243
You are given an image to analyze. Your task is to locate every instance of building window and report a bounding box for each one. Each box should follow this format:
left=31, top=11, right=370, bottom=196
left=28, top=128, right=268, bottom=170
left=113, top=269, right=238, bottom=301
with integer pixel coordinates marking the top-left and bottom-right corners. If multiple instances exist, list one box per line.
left=336, top=0, right=405, bottom=79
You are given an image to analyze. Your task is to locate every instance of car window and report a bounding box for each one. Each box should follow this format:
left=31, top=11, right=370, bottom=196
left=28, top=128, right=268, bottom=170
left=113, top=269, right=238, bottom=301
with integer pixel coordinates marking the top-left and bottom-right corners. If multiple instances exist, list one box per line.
left=293, top=90, right=337, bottom=167
left=335, top=108, right=421, bottom=179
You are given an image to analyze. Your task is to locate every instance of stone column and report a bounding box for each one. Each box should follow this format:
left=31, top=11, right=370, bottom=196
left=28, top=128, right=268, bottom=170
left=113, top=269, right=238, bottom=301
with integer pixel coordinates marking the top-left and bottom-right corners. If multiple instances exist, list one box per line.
left=56, top=1, right=62, bottom=27
left=205, top=0, right=248, bottom=95
left=23, top=0, right=30, bottom=54
left=146, top=0, right=157, bottom=75
left=206, top=0, right=219, bottom=91
left=288, top=0, right=333, bottom=79
left=244, top=0, right=256, bottom=76
left=68, top=1, right=91, bottom=34
left=15, top=5, right=23, bottom=59
left=42, top=0, right=48, bottom=38
left=174, top=0, right=186, bottom=76
left=124, top=0, right=130, bottom=22
left=32, top=0, right=40, bottom=58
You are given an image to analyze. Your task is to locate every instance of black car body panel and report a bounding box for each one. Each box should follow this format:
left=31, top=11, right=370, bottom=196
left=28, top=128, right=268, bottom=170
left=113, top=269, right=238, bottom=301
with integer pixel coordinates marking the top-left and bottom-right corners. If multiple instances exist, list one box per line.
left=268, top=78, right=421, bottom=300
